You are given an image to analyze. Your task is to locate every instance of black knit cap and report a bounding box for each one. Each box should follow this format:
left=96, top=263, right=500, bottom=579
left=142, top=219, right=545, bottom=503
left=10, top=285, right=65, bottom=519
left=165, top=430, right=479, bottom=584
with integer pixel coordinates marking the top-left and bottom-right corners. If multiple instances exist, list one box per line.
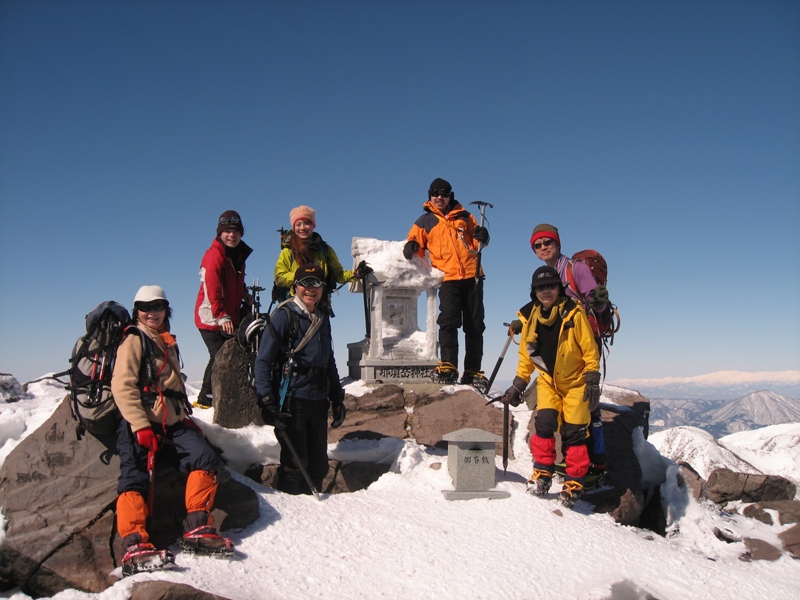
left=217, top=210, right=244, bottom=236
left=428, top=178, right=453, bottom=198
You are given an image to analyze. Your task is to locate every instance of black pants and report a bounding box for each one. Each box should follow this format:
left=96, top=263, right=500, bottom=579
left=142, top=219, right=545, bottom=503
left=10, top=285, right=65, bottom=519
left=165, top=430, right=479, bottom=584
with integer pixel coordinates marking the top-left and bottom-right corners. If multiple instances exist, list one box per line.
left=437, top=279, right=486, bottom=372
left=277, top=397, right=329, bottom=495
left=199, top=329, right=228, bottom=397
left=116, top=419, right=220, bottom=496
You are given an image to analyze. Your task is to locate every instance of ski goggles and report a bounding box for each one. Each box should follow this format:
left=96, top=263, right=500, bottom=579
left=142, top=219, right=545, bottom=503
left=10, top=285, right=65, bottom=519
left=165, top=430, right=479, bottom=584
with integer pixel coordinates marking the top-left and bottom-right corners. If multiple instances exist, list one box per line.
left=218, top=216, right=241, bottom=225
left=429, top=188, right=451, bottom=197
left=532, top=239, right=556, bottom=250
left=533, top=283, right=559, bottom=292
left=296, top=278, right=324, bottom=289
left=136, top=300, right=168, bottom=312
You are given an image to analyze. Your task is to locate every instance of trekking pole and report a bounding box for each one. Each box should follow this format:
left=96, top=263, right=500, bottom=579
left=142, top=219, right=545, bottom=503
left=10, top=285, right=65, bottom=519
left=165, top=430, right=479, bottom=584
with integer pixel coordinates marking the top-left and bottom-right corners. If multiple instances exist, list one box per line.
left=277, top=428, right=322, bottom=501
left=469, top=201, right=493, bottom=284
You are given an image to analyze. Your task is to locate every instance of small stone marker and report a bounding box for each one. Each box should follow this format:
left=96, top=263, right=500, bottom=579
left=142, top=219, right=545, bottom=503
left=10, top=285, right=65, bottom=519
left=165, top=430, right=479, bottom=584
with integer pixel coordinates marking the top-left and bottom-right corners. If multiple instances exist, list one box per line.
left=442, top=428, right=510, bottom=500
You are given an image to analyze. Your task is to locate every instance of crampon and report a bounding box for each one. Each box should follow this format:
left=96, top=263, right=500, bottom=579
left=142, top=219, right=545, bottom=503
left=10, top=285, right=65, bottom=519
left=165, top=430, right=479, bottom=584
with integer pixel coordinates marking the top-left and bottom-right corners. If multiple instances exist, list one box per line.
left=180, top=525, right=235, bottom=556
left=121, top=543, right=175, bottom=576
left=460, top=370, right=490, bottom=394
left=431, top=362, right=458, bottom=385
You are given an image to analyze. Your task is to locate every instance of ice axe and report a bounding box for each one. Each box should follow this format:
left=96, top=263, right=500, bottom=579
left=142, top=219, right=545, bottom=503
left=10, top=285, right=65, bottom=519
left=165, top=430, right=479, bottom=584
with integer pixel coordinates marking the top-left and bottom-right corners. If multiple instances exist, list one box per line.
left=469, top=201, right=493, bottom=284
left=277, top=428, right=321, bottom=501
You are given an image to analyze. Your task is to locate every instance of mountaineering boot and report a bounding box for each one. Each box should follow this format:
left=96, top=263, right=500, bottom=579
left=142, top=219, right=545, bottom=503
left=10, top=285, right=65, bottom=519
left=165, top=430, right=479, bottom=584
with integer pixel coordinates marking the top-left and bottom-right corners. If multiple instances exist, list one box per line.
left=584, top=464, right=606, bottom=491
left=460, top=370, right=490, bottom=394
left=121, top=543, right=175, bottom=576
left=559, top=478, right=585, bottom=508
left=193, top=392, right=212, bottom=409
left=180, top=525, right=235, bottom=556
left=526, top=466, right=554, bottom=497
left=431, top=362, right=458, bottom=385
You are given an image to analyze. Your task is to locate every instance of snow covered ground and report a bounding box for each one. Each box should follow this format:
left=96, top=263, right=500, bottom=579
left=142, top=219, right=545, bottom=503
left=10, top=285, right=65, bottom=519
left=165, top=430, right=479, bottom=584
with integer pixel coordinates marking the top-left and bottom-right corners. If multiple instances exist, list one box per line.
left=2, top=375, right=800, bottom=600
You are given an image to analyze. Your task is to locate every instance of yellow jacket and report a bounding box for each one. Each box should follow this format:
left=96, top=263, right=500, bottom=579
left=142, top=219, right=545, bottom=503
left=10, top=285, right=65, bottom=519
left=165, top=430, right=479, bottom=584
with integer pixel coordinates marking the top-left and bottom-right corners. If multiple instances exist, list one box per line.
left=515, top=298, right=600, bottom=390
left=273, top=233, right=354, bottom=291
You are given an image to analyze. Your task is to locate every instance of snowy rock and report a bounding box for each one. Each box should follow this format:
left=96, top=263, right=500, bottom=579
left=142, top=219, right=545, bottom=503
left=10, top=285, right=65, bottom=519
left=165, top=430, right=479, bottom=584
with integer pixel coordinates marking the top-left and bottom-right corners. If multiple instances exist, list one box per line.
left=778, top=523, right=800, bottom=559
left=260, top=459, right=391, bottom=494
left=648, top=426, right=761, bottom=480
left=742, top=500, right=800, bottom=526
left=0, top=396, right=259, bottom=597
left=130, top=580, right=232, bottom=599
left=741, top=537, right=783, bottom=561
left=331, top=383, right=508, bottom=455
left=703, top=467, right=797, bottom=504
left=0, top=373, right=31, bottom=403
left=524, top=384, right=655, bottom=526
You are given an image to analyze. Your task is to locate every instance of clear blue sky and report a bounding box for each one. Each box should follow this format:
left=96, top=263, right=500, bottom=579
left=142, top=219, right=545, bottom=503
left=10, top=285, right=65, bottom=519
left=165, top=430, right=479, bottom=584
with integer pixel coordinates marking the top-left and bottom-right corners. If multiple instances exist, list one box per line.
left=1, top=0, right=798, bottom=387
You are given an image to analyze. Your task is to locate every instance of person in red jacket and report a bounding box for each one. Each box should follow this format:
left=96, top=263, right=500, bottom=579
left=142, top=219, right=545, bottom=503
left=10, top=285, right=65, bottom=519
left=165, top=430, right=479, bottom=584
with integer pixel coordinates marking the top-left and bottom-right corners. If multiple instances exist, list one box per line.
left=194, top=210, right=253, bottom=407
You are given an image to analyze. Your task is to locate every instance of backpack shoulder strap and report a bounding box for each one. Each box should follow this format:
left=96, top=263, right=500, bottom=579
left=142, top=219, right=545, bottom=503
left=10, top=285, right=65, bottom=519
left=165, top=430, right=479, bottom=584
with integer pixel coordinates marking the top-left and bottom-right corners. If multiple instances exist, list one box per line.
left=565, top=258, right=588, bottom=306
left=123, top=325, right=156, bottom=387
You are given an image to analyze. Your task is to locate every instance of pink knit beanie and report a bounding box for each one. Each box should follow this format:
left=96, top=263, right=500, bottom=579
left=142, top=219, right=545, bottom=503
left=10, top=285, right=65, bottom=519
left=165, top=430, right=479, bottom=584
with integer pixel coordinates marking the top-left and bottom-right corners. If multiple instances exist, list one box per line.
left=290, top=206, right=316, bottom=228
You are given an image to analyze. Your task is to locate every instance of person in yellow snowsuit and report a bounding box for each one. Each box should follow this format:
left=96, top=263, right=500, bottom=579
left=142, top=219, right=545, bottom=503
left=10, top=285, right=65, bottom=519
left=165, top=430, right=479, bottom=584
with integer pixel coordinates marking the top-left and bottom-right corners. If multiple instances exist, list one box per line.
left=502, top=266, right=601, bottom=508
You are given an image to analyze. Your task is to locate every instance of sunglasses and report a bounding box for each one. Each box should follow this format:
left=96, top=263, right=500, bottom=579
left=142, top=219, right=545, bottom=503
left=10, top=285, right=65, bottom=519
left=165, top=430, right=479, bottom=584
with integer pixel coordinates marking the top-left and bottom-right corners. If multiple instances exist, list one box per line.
left=296, top=278, right=324, bottom=289
left=219, top=216, right=241, bottom=225
left=533, top=239, right=556, bottom=250
left=137, top=300, right=168, bottom=312
left=534, top=283, right=559, bottom=292
left=429, top=189, right=451, bottom=198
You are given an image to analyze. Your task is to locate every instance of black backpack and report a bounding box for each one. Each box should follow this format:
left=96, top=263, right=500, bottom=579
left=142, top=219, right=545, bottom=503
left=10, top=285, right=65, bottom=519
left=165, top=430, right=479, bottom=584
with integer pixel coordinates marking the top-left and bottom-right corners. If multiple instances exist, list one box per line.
left=55, top=301, right=155, bottom=440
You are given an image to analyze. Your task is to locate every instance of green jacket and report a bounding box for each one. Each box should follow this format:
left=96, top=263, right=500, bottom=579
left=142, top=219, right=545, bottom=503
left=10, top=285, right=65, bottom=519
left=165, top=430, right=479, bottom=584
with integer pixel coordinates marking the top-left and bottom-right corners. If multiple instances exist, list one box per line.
left=273, top=233, right=354, bottom=292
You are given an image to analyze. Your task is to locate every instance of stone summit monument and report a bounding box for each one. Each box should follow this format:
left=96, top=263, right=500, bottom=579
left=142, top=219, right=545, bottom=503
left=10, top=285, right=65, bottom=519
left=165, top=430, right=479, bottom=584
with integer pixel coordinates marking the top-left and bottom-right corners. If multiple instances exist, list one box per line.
left=347, top=237, right=444, bottom=383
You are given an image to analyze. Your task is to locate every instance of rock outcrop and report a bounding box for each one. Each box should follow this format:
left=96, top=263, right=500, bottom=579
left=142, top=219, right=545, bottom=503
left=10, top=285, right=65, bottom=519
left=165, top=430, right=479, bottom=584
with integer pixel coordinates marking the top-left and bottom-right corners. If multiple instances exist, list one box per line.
left=0, top=397, right=259, bottom=598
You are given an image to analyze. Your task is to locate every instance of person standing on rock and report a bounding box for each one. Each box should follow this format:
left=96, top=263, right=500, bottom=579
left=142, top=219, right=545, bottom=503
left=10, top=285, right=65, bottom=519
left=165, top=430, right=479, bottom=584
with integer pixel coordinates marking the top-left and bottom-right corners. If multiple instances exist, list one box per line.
left=502, top=266, right=601, bottom=508
left=112, top=285, right=233, bottom=575
left=254, top=263, right=346, bottom=495
left=403, top=177, right=490, bottom=390
left=526, top=222, right=611, bottom=481
left=194, top=210, right=253, bottom=408
left=273, top=205, right=370, bottom=315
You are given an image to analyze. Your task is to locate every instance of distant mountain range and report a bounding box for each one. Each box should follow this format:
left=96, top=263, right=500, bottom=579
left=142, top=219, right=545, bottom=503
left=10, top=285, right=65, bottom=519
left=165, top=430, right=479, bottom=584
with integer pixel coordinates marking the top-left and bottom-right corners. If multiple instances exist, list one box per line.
left=646, top=390, right=800, bottom=437
left=608, top=370, right=800, bottom=400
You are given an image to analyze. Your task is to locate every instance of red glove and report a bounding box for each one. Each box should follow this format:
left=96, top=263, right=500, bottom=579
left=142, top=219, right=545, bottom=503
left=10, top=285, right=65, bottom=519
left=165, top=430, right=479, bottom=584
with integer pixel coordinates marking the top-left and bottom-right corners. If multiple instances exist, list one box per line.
left=136, top=428, right=159, bottom=452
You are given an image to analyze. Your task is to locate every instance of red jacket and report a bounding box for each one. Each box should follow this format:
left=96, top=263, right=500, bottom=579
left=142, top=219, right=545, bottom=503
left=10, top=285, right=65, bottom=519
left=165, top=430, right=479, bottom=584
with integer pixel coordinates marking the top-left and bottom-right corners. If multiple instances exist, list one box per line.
left=195, top=238, right=252, bottom=331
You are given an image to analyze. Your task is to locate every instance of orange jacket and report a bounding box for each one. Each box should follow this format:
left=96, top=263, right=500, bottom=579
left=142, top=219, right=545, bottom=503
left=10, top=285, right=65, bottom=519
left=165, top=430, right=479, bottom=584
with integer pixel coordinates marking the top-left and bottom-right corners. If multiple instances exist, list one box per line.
left=406, top=199, right=483, bottom=281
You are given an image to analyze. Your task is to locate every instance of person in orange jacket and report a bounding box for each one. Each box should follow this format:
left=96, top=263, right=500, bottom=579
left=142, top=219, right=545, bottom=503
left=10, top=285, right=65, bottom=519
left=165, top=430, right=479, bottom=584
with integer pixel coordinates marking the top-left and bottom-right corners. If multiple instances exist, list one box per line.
left=113, top=285, right=232, bottom=575
left=403, top=178, right=490, bottom=389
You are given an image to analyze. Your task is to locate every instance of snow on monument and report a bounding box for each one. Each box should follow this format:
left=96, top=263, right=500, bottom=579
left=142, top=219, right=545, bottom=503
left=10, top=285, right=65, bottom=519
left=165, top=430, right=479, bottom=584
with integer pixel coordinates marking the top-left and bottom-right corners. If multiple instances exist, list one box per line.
left=347, top=237, right=443, bottom=383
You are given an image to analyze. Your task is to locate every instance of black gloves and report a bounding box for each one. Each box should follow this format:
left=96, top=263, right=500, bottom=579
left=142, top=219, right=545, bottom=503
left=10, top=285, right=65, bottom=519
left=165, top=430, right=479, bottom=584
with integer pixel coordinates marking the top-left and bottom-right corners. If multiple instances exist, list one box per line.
left=589, top=286, right=609, bottom=309
left=583, top=371, right=601, bottom=412
left=509, top=320, right=523, bottom=335
left=473, top=226, right=489, bottom=244
left=354, top=260, right=373, bottom=280
left=258, top=394, right=287, bottom=431
left=403, top=240, right=420, bottom=260
left=502, top=376, right=528, bottom=407
left=331, top=395, right=346, bottom=428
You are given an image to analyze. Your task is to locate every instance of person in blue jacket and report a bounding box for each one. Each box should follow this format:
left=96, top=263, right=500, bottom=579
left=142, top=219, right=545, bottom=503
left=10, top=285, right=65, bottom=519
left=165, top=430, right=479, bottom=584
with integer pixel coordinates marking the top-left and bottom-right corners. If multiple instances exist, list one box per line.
left=253, top=263, right=346, bottom=495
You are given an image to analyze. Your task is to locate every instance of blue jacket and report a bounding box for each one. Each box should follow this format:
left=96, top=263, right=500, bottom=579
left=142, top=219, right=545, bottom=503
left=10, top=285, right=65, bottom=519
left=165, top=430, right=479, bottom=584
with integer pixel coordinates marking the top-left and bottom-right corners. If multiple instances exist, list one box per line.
left=254, top=298, right=342, bottom=402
